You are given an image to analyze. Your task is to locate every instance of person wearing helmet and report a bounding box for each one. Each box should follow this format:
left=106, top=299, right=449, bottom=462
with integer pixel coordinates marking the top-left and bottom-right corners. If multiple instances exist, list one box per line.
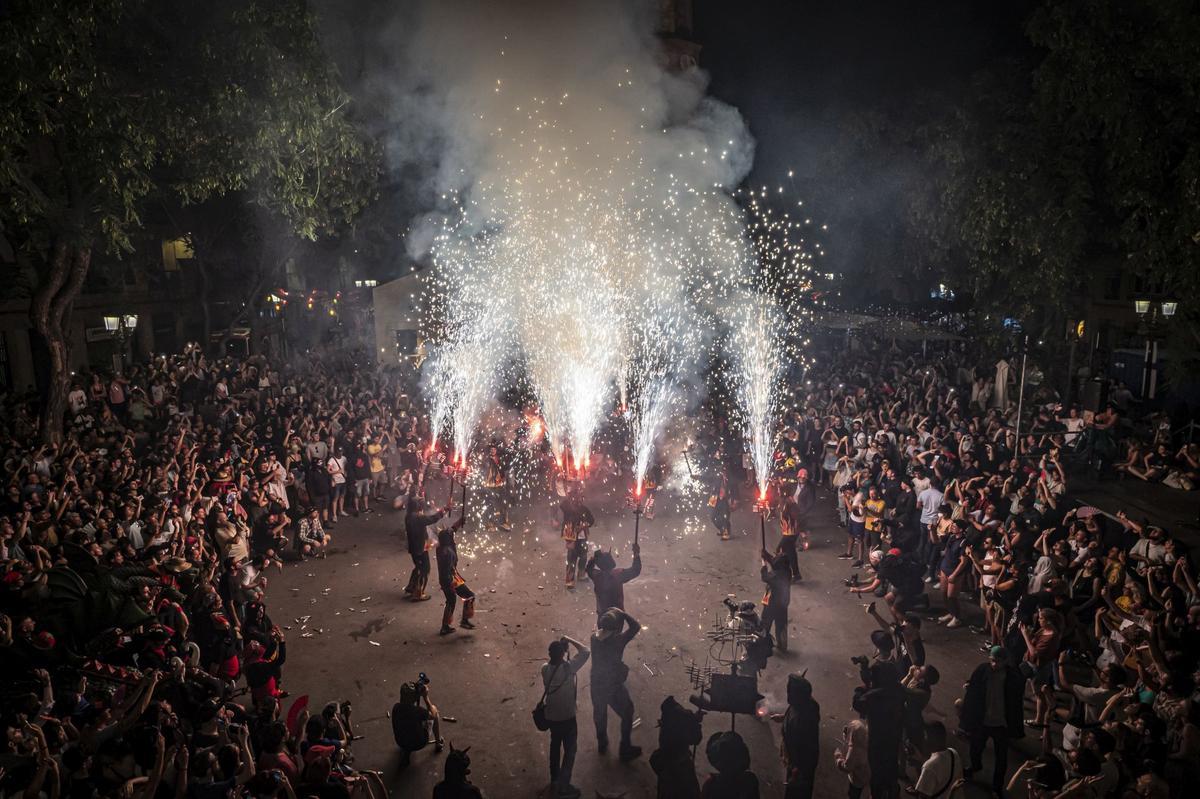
left=589, top=608, right=642, bottom=761
left=700, top=730, right=759, bottom=798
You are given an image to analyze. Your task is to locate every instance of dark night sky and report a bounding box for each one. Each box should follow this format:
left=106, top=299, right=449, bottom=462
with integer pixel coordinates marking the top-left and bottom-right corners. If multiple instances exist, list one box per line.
left=692, top=1, right=1037, bottom=296
left=695, top=0, right=1035, bottom=176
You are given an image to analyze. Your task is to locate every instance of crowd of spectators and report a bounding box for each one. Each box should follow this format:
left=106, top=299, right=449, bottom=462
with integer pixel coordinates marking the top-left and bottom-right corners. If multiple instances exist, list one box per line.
left=3, top=333, right=1199, bottom=799
left=734, top=341, right=1200, bottom=799
left=0, top=344, right=430, bottom=799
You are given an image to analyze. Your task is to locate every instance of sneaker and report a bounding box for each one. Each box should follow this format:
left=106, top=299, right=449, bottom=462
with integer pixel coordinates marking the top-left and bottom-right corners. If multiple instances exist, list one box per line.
left=851, top=560, right=864, bottom=568
left=931, top=582, right=941, bottom=591
left=837, top=553, right=854, bottom=560
left=924, top=576, right=934, bottom=584
left=618, top=745, right=643, bottom=762
left=460, top=619, right=476, bottom=629
left=946, top=618, right=963, bottom=629
left=439, top=625, right=456, bottom=636
left=412, top=593, right=432, bottom=602
left=969, top=625, right=987, bottom=635
left=556, top=785, right=581, bottom=799
left=1025, top=719, right=1046, bottom=729
left=938, top=614, right=954, bottom=624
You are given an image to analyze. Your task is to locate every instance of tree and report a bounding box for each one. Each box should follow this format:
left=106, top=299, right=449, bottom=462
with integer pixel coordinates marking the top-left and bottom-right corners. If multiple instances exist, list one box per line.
left=1025, top=0, right=1200, bottom=377
left=0, top=0, right=378, bottom=442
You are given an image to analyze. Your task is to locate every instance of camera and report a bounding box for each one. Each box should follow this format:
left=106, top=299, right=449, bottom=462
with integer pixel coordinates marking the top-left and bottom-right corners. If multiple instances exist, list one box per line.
left=416, top=673, right=430, bottom=687
left=850, top=655, right=870, bottom=668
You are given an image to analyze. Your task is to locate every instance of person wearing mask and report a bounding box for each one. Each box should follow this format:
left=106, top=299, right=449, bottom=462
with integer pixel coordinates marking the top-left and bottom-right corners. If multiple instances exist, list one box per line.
left=404, top=497, right=447, bottom=602
left=436, top=517, right=474, bottom=635
left=559, top=491, right=594, bottom=589
left=777, top=672, right=820, bottom=799
left=760, top=551, right=793, bottom=653
left=589, top=608, right=641, bottom=761
left=539, top=635, right=590, bottom=799
left=585, top=542, right=641, bottom=622
left=960, top=646, right=1024, bottom=796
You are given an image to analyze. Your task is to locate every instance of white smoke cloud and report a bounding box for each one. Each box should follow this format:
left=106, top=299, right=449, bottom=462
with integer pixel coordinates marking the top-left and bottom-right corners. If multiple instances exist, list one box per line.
left=343, top=0, right=763, bottom=467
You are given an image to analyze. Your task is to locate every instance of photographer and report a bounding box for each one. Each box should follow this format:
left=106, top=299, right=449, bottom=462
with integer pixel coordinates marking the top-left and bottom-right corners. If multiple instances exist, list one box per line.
left=852, top=660, right=904, bottom=799
left=849, top=549, right=926, bottom=624
left=391, top=676, right=444, bottom=766
left=590, top=608, right=641, bottom=761
left=538, top=635, right=590, bottom=798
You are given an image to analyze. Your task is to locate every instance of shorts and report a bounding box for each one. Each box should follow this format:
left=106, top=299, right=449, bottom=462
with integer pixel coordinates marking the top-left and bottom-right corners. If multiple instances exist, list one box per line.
left=331, top=483, right=346, bottom=499
left=371, top=470, right=385, bottom=486
left=848, top=520, right=866, bottom=540
left=1031, top=659, right=1056, bottom=688
left=355, top=478, right=371, bottom=496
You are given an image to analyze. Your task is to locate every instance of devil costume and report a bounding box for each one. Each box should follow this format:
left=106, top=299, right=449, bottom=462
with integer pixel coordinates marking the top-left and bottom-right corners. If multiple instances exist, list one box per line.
left=781, top=673, right=820, bottom=799
left=585, top=547, right=641, bottom=619
left=760, top=554, right=792, bottom=652
left=404, top=498, right=445, bottom=601
left=560, top=496, right=595, bottom=588
left=436, top=517, right=473, bottom=634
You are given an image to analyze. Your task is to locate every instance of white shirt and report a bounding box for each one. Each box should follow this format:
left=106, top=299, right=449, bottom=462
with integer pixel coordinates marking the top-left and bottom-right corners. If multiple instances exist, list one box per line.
left=327, top=456, right=347, bottom=485
left=914, top=748, right=963, bottom=798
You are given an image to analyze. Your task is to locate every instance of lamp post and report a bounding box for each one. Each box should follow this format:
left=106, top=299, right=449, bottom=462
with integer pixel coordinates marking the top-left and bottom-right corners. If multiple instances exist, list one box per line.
left=1134, top=299, right=1178, bottom=401
left=103, top=314, right=139, bottom=374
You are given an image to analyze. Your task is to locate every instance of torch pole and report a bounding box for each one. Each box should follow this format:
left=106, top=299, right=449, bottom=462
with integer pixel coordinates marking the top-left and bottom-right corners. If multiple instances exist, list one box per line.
left=760, top=510, right=766, bottom=553
left=461, top=469, right=468, bottom=529
left=634, top=504, right=641, bottom=547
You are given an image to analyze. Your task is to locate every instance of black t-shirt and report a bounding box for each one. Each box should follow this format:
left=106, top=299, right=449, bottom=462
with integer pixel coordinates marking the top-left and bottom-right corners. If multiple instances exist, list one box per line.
left=391, top=703, right=432, bottom=751
left=590, top=629, right=636, bottom=687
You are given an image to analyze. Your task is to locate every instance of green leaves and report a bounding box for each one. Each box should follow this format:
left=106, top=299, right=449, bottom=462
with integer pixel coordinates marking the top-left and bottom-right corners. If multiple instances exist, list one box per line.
left=0, top=0, right=378, bottom=258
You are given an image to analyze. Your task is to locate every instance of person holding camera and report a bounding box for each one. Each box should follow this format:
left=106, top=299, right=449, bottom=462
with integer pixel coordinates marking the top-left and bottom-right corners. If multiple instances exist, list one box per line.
left=391, top=677, right=444, bottom=766
left=538, top=635, right=590, bottom=798
left=590, top=608, right=642, bottom=761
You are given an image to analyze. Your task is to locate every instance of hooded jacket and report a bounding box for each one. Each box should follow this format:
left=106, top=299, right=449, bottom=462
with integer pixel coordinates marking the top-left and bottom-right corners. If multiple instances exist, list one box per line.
left=782, top=674, right=820, bottom=775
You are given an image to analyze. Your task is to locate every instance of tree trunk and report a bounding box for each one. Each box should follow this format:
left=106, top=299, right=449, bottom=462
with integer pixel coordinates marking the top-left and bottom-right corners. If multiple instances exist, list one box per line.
left=32, top=242, right=91, bottom=445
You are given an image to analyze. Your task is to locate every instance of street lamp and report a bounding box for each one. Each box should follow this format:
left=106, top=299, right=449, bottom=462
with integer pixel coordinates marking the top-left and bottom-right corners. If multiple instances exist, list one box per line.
left=1131, top=299, right=1180, bottom=400
left=104, top=314, right=138, bottom=373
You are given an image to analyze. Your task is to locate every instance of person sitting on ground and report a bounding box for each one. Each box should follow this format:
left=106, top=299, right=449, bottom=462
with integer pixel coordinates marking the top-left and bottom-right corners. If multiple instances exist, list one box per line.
left=296, top=507, right=330, bottom=559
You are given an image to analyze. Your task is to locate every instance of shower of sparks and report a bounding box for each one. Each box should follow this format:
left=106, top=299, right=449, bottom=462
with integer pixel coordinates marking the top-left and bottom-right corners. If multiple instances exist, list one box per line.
left=730, top=296, right=785, bottom=500
left=417, top=86, right=826, bottom=517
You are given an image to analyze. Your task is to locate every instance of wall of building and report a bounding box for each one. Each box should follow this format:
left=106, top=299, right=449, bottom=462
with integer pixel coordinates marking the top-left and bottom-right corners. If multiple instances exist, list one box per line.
left=371, top=273, right=424, bottom=366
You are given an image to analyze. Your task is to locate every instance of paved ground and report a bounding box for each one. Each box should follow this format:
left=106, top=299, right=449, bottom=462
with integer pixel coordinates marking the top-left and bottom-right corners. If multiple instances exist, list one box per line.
left=268, top=475, right=1038, bottom=798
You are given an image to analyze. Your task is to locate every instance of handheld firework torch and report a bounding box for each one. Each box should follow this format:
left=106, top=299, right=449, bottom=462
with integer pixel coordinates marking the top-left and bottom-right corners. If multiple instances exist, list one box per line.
left=754, top=482, right=770, bottom=553
left=453, top=451, right=469, bottom=529
left=629, top=480, right=645, bottom=546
